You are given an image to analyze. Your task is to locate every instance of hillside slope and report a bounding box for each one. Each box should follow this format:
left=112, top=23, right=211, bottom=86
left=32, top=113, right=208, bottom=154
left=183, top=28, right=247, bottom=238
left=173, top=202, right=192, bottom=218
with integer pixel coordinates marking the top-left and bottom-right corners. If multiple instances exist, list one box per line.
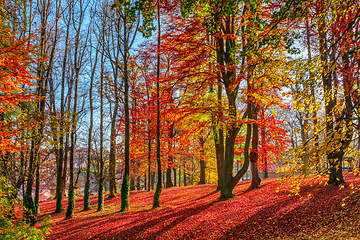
left=40, top=173, right=360, bottom=240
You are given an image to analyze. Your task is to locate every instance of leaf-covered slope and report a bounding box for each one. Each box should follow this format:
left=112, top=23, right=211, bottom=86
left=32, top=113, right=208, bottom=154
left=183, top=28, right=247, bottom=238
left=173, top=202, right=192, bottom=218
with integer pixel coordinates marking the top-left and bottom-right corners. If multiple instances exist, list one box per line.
left=41, top=173, right=360, bottom=240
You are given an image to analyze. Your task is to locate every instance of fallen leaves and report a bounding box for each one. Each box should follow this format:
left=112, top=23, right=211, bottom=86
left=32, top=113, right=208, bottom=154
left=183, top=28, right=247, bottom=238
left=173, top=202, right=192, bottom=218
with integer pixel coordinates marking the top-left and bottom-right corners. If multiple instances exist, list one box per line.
left=36, top=172, right=360, bottom=240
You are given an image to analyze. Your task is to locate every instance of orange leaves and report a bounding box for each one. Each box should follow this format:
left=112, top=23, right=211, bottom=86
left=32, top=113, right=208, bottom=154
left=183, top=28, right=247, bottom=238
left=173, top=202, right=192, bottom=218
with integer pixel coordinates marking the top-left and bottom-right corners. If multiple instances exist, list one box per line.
left=0, top=28, right=36, bottom=153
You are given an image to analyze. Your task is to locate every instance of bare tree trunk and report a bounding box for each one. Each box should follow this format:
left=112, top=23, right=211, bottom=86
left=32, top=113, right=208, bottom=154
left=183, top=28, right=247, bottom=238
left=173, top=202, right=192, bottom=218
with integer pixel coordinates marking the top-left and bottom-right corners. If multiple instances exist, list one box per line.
left=121, top=14, right=130, bottom=211
left=66, top=0, right=86, bottom=218
left=153, top=2, right=162, bottom=209
left=83, top=40, right=99, bottom=211
left=98, top=43, right=105, bottom=212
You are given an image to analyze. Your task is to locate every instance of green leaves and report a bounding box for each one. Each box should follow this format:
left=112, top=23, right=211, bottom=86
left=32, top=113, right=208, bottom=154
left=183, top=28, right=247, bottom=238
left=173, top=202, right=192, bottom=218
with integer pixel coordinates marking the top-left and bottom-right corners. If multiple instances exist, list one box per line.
left=112, top=0, right=156, bottom=38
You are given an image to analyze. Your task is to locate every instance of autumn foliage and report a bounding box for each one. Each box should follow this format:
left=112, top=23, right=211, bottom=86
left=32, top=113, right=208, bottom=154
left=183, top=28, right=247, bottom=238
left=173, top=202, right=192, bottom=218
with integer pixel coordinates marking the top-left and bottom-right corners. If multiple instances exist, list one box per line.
left=0, top=29, right=35, bottom=152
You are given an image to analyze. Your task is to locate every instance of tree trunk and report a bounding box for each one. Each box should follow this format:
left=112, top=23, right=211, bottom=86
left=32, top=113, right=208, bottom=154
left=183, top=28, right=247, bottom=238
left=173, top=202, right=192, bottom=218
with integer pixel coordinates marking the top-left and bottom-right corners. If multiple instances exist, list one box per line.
left=151, top=172, right=155, bottom=190
left=98, top=44, right=105, bottom=212
left=34, top=154, right=40, bottom=215
left=24, top=140, right=36, bottom=226
left=199, top=137, right=206, bottom=184
left=183, top=165, right=187, bottom=187
left=166, top=167, right=173, bottom=188
left=54, top=0, right=67, bottom=213
left=249, top=105, right=260, bottom=190
left=83, top=41, right=98, bottom=211
left=147, top=142, right=151, bottom=191
left=153, top=2, right=162, bottom=209
left=66, top=1, right=84, bottom=217
left=130, top=178, right=135, bottom=191
left=108, top=101, right=118, bottom=199
left=136, top=176, right=141, bottom=190
left=121, top=15, right=130, bottom=211
left=173, top=167, right=177, bottom=187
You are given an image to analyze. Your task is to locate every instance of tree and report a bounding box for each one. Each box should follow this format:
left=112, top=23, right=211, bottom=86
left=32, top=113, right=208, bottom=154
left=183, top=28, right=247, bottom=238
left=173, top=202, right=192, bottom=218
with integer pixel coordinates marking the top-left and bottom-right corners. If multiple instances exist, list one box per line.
left=288, top=0, right=360, bottom=184
left=66, top=0, right=89, bottom=219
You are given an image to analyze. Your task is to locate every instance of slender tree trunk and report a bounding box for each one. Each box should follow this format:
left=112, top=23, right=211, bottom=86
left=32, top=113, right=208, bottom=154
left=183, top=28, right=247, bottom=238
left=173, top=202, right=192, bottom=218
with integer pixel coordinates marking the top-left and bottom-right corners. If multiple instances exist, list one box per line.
left=262, top=128, right=268, bottom=179
left=53, top=0, right=66, bottom=214
left=108, top=102, right=118, bottom=198
left=66, top=1, right=84, bottom=217
left=183, top=164, right=187, bottom=187
left=173, top=167, right=177, bottom=186
left=109, top=65, right=119, bottom=198
left=121, top=15, right=130, bottom=211
left=145, top=174, right=147, bottom=191
left=60, top=8, right=74, bottom=205
left=83, top=42, right=98, bottom=211
left=34, top=154, right=40, bottom=215
left=199, top=137, right=206, bottom=184
left=98, top=46, right=105, bottom=212
left=166, top=124, right=174, bottom=188
left=24, top=140, right=36, bottom=226
left=147, top=137, right=151, bottom=192
left=153, top=2, right=162, bottom=209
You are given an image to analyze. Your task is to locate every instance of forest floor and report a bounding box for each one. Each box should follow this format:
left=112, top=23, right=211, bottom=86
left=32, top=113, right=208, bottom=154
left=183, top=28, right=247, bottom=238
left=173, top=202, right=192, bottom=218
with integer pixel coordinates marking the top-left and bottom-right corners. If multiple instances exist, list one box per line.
left=39, top=172, right=360, bottom=240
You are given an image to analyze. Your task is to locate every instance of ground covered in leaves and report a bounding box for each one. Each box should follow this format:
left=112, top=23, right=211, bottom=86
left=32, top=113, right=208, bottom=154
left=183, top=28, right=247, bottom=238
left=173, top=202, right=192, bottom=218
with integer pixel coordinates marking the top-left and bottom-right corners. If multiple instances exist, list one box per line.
left=39, top=173, right=360, bottom=240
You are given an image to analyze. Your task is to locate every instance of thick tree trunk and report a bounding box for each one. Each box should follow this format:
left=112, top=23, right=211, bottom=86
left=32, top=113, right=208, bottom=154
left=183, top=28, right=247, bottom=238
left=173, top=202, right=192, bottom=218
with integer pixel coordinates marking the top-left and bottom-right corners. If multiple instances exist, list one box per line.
left=130, top=178, right=135, bottom=191
left=306, top=19, right=320, bottom=173
left=151, top=172, right=155, bottom=190
left=249, top=106, right=260, bottom=190
left=136, top=176, right=141, bottom=190
left=166, top=167, right=173, bottom=188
